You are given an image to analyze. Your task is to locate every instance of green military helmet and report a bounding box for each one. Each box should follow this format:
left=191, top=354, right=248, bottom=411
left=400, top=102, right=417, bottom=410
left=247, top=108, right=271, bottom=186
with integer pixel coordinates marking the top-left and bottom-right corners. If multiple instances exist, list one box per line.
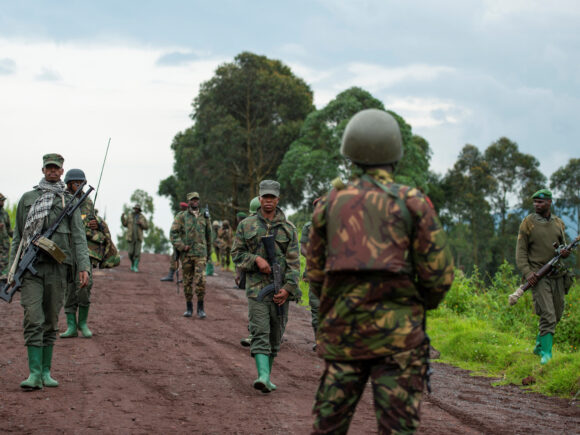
left=340, top=109, right=403, bottom=165
left=64, top=168, right=86, bottom=184
left=249, top=196, right=260, bottom=214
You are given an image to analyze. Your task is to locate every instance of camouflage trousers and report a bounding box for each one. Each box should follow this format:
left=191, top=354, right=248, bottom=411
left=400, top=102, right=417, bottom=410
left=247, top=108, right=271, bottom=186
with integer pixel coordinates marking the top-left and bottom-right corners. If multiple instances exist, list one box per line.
left=182, top=256, right=206, bottom=302
left=532, top=276, right=565, bottom=335
left=127, top=240, right=142, bottom=263
left=220, top=246, right=231, bottom=268
left=312, top=346, right=427, bottom=435
left=0, top=242, right=9, bottom=275
left=309, top=284, right=320, bottom=336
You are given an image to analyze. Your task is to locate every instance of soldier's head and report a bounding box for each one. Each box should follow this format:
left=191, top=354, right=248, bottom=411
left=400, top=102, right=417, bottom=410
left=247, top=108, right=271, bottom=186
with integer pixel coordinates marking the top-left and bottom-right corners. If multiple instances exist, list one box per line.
left=64, top=168, right=86, bottom=194
left=259, top=180, right=280, bottom=214
left=133, top=204, right=142, bottom=213
left=532, top=189, right=552, bottom=215
left=179, top=202, right=188, bottom=211
left=186, top=192, right=200, bottom=210
left=42, top=153, right=65, bottom=183
left=341, top=109, right=403, bottom=172
left=0, top=193, right=5, bottom=208
left=222, top=220, right=230, bottom=228
left=236, top=211, right=247, bottom=223
left=212, top=220, right=219, bottom=228
left=249, top=196, right=260, bottom=214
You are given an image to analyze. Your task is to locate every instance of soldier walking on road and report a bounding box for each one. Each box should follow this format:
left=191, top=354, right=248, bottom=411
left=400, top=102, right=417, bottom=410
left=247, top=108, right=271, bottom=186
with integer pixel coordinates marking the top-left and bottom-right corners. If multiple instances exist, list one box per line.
left=218, top=220, right=233, bottom=269
left=307, top=109, right=454, bottom=434
left=232, top=181, right=300, bottom=393
left=161, top=202, right=188, bottom=282
left=516, top=189, right=572, bottom=365
left=170, top=192, right=211, bottom=318
left=121, top=204, right=148, bottom=272
left=9, top=154, right=91, bottom=389
left=0, top=192, right=13, bottom=277
left=300, top=200, right=320, bottom=351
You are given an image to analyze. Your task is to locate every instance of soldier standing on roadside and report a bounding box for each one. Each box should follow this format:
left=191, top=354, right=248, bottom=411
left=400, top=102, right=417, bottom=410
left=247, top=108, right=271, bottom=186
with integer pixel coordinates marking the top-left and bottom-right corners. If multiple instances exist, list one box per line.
left=218, top=220, right=233, bottom=269
left=232, top=181, right=300, bottom=393
left=0, top=192, right=13, bottom=277
left=121, top=204, right=148, bottom=272
left=307, top=109, right=454, bottom=434
left=9, top=154, right=91, bottom=389
left=300, top=197, right=320, bottom=351
left=170, top=192, right=212, bottom=319
left=516, top=189, right=571, bottom=365
left=161, top=201, right=188, bottom=282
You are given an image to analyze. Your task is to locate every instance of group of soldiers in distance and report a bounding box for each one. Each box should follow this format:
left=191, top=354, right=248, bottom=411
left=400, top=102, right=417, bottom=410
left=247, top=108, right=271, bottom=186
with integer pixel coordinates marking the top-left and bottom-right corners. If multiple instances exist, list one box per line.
left=0, top=107, right=575, bottom=434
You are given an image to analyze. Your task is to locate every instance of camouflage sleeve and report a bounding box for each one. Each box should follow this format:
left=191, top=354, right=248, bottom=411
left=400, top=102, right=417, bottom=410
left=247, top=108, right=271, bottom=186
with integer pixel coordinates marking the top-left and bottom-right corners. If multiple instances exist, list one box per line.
left=515, top=218, right=531, bottom=277
left=170, top=214, right=186, bottom=251
left=121, top=213, right=128, bottom=227
left=139, top=215, right=149, bottom=230
left=282, top=224, right=300, bottom=296
left=407, top=190, right=454, bottom=310
left=231, top=223, right=258, bottom=271
left=5, top=212, right=13, bottom=238
left=71, top=208, right=91, bottom=272
left=205, top=218, right=212, bottom=257
left=306, top=196, right=328, bottom=297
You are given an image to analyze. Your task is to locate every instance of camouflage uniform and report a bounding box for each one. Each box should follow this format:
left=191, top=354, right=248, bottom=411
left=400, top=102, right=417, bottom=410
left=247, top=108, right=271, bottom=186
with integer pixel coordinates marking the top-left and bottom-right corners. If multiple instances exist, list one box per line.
left=121, top=208, right=148, bottom=269
left=231, top=207, right=300, bottom=357
left=300, top=221, right=319, bottom=340
left=307, top=168, right=454, bottom=434
left=212, top=222, right=222, bottom=263
left=170, top=207, right=211, bottom=304
left=218, top=222, right=233, bottom=268
left=0, top=193, right=13, bottom=275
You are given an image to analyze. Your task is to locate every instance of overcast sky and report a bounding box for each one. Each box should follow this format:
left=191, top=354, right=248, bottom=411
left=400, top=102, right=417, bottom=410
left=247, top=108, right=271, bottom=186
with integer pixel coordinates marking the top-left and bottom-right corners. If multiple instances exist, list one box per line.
left=1, top=0, right=578, bottom=242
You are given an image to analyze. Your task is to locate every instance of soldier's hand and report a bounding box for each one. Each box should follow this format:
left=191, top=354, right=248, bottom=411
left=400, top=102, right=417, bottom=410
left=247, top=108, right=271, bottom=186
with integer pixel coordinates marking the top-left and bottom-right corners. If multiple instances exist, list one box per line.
left=526, top=272, right=539, bottom=287
left=79, top=271, right=89, bottom=288
left=255, top=256, right=271, bottom=274
left=273, top=288, right=289, bottom=305
left=88, top=219, right=99, bottom=230
left=183, top=245, right=190, bottom=252
left=560, top=248, right=570, bottom=258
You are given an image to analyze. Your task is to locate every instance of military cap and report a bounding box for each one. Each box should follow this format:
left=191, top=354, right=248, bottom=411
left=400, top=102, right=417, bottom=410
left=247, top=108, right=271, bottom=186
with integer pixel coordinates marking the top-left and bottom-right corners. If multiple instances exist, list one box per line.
left=212, top=220, right=219, bottom=226
left=179, top=201, right=188, bottom=209
left=0, top=193, right=6, bottom=201
left=64, top=168, right=86, bottom=184
left=43, top=153, right=64, bottom=168
left=532, top=189, right=552, bottom=200
left=133, top=204, right=142, bottom=210
left=236, top=211, right=248, bottom=219
left=186, top=192, right=200, bottom=200
left=259, top=180, right=280, bottom=197
left=249, top=196, right=260, bottom=214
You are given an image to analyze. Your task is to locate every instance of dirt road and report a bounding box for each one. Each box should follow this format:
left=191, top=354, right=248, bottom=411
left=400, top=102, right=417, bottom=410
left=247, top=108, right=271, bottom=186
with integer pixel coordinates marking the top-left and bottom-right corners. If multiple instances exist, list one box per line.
left=1, top=253, right=578, bottom=434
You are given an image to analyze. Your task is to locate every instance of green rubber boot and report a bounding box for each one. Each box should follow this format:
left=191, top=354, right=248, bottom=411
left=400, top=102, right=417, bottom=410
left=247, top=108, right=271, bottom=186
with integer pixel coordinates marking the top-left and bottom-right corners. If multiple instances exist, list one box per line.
left=268, top=355, right=277, bottom=391
left=60, top=312, right=78, bottom=338
left=540, top=333, right=553, bottom=365
left=78, top=306, right=93, bottom=338
left=533, top=334, right=541, bottom=356
left=253, top=354, right=272, bottom=393
left=21, top=346, right=43, bottom=390
left=206, top=262, right=214, bottom=276
left=41, top=345, right=58, bottom=387
left=133, top=259, right=140, bottom=272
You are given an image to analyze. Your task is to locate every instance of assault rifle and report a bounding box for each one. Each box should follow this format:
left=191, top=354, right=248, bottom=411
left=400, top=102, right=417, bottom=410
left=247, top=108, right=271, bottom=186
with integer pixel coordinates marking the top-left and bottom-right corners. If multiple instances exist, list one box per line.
left=509, top=235, right=580, bottom=306
left=256, top=235, right=284, bottom=317
left=0, top=182, right=94, bottom=303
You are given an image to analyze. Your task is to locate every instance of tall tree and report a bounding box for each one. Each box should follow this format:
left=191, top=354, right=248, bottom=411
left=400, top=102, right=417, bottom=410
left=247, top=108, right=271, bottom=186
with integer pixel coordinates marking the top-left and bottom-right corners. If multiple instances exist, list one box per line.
left=159, top=52, right=314, bottom=222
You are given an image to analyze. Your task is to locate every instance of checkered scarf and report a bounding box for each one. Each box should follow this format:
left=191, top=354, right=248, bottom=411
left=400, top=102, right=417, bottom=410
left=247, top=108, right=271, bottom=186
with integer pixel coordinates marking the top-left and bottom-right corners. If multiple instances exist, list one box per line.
left=21, top=178, right=66, bottom=251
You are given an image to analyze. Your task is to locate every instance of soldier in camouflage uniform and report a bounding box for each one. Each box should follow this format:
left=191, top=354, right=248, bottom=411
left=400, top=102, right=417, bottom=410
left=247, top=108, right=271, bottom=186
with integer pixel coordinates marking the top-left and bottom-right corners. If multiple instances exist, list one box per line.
left=300, top=200, right=320, bottom=351
left=307, top=109, right=454, bottom=434
left=212, top=220, right=222, bottom=264
left=9, top=154, right=91, bottom=389
left=0, top=192, right=13, bottom=276
left=232, top=181, right=300, bottom=393
left=121, top=204, right=148, bottom=272
left=161, top=202, right=188, bottom=282
left=218, top=220, right=233, bottom=269
left=516, top=189, right=571, bottom=365
left=170, top=192, right=212, bottom=318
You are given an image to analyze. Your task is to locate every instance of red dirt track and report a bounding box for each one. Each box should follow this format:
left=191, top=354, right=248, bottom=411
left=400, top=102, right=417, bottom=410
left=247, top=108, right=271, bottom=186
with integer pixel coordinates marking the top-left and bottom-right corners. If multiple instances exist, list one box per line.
left=1, top=252, right=579, bottom=434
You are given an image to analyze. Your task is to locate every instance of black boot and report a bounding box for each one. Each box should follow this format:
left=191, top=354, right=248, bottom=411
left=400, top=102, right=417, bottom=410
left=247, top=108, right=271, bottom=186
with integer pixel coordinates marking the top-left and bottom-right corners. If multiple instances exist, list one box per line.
left=160, top=269, right=175, bottom=282
left=183, top=301, right=193, bottom=317
left=197, top=301, right=206, bottom=319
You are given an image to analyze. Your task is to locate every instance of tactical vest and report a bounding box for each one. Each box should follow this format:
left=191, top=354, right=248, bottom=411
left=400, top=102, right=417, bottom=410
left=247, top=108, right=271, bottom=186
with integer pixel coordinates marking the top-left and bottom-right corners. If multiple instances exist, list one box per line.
left=324, top=174, right=414, bottom=275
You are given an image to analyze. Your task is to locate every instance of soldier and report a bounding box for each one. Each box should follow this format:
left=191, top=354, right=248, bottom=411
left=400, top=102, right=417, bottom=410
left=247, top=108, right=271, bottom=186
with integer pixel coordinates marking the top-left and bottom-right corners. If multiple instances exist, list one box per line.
left=212, top=220, right=221, bottom=264
left=8, top=153, right=90, bottom=389
left=516, top=189, right=571, bottom=365
left=161, top=201, right=188, bottom=282
left=121, top=203, right=148, bottom=272
left=218, top=220, right=233, bottom=269
left=307, top=109, right=454, bottom=434
left=0, top=192, right=13, bottom=277
left=232, top=181, right=300, bottom=393
left=170, top=192, right=211, bottom=318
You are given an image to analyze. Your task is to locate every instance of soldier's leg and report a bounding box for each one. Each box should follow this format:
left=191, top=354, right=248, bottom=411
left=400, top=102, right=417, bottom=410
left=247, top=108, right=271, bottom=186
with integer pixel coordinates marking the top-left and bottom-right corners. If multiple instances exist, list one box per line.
left=182, top=257, right=194, bottom=303
left=312, top=360, right=370, bottom=435
left=133, top=240, right=143, bottom=271
left=127, top=241, right=136, bottom=263
left=20, top=269, right=47, bottom=347
left=60, top=276, right=79, bottom=338
left=0, top=244, right=9, bottom=275
left=269, top=300, right=286, bottom=357
left=77, top=269, right=93, bottom=338
left=532, top=279, right=557, bottom=335
left=552, top=277, right=566, bottom=325
left=194, top=258, right=207, bottom=318
left=309, top=284, right=320, bottom=336
left=370, top=348, right=426, bottom=434
left=248, top=298, right=272, bottom=356
left=43, top=263, right=68, bottom=346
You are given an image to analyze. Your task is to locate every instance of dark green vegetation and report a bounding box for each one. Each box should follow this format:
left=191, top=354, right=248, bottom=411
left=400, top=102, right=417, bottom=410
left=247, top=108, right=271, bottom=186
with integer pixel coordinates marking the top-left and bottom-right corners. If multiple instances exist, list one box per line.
left=117, top=189, right=170, bottom=254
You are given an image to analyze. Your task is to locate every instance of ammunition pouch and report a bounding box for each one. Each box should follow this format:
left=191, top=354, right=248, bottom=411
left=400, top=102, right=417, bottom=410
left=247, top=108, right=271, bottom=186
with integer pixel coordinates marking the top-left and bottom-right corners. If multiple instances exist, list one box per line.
left=33, top=236, right=66, bottom=264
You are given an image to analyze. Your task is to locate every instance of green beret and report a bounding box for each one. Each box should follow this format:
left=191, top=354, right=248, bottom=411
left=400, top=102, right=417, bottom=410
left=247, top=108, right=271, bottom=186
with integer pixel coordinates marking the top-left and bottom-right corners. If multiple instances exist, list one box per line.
left=186, top=192, right=200, bottom=201
left=236, top=211, right=248, bottom=219
left=259, top=180, right=280, bottom=197
left=532, top=189, right=552, bottom=200
left=43, top=153, right=64, bottom=168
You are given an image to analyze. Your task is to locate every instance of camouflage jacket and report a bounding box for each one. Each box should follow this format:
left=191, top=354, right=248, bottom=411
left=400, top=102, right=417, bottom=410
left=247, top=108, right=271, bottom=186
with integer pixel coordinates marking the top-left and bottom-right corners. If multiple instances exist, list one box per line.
left=307, top=169, right=454, bottom=361
left=170, top=208, right=211, bottom=258
left=0, top=207, right=12, bottom=248
left=10, top=188, right=90, bottom=271
left=516, top=213, right=567, bottom=278
left=121, top=212, right=148, bottom=242
left=231, top=207, right=300, bottom=300
left=217, top=226, right=233, bottom=248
